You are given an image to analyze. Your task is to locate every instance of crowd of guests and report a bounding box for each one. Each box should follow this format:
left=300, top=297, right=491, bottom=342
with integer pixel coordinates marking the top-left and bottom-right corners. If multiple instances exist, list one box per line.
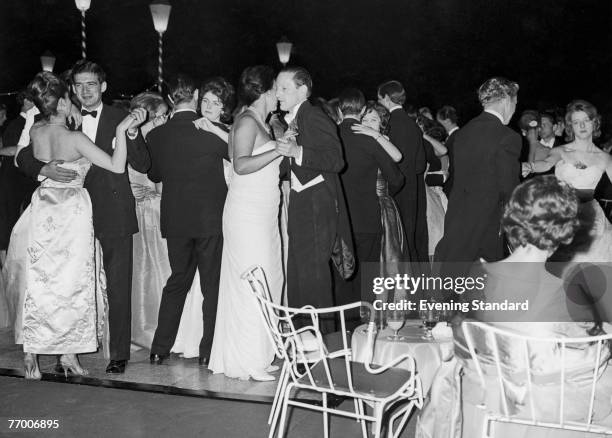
left=0, top=56, right=611, bottom=435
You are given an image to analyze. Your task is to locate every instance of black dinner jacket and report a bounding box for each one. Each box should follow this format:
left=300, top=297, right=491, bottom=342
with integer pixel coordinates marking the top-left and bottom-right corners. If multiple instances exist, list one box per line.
left=290, top=100, right=344, bottom=189
left=147, top=110, right=228, bottom=238
left=388, top=108, right=426, bottom=192
left=339, top=119, right=404, bottom=234
left=437, top=111, right=521, bottom=262
left=16, top=104, right=150, bottom=238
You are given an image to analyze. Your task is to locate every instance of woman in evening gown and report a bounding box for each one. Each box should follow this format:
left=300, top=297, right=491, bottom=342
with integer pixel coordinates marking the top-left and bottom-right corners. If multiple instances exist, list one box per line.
left=352, top=101, right=408, bottom=306
left=528, top=100, right=612, bottom=263
left=6, top=71, right=142, bottom=379
left=208, top=65, right=283, bottom=381
left=127, top=91, right=170, bottom=349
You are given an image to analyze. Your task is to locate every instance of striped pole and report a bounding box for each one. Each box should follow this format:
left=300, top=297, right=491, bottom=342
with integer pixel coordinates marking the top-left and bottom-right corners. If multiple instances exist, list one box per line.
left=157, top=32, right=163, bottom=92
left=81, top=10, right=87, bottom=59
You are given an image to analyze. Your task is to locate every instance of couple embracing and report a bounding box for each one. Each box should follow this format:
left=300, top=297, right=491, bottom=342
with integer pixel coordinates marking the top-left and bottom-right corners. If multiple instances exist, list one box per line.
left=151, top=65, right=349, bottom=381
left=210, top=65, right=348, bottom=381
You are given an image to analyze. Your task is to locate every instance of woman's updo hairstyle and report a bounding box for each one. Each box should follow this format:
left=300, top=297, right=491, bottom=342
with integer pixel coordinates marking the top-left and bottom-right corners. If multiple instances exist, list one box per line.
left=27, top=71, right=69, bottom=119
left=502, top=175, right=579, bottom=252
left=238, top=65, right=275, bottom=107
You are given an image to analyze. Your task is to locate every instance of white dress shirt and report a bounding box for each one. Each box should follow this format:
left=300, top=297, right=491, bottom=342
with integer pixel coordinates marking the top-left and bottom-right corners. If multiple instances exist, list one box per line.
left=81, top=102, right=103, bottom=142
left=540, top=137, right=555, bottom=148
left=284, top=100, right=324, bottom=192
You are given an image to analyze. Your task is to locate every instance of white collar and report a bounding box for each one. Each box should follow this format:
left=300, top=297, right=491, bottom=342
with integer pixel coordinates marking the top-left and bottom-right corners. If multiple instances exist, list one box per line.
left=540, top=137, right=555, bottom=148
left=484, top=108, right=504, bottom=124
left=389, top=105, right=403, bottom=113
left=19, top=111, right=27, bottom=119
left=448, top=126, right=459, bottom=136
left=284, top=100, right=306, bottom=124
left=172, top=108, right=197, bottom=118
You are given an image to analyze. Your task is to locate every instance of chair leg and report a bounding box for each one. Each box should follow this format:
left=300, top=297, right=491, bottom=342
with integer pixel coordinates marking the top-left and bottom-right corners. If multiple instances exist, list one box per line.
left=269, top=370, right=288, bottom=438
left=353, top=398, right=360, bottom=422
left=372, top=403, right=385, bottom=438
left=276, top=383, right=292, bottom=438
left=322, top=392, right=329, bottom=438
left=268, top=362, right=287, bottom=425
left=358, top=399, right=368, bottom=438
left=388, top=401, right=415, bottom=438
left=269, top=363, right=289, bottom=436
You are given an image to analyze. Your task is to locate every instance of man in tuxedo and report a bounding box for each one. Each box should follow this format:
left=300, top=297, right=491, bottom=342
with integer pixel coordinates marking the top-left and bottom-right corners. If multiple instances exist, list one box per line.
left=147, top=74, right=227, bottom=366
left=16, top=60, right=150, bottom=374
left=275, top=67, right=350, bottom=329
left=337, top=88, right=403, bottom=323
left=377, top=80, right=428, bottom=263
left=436, top=105, right=460, bottom=196
left=435, top=77, right=521, bottom=272
left=0, top=92, right=38, bottom=260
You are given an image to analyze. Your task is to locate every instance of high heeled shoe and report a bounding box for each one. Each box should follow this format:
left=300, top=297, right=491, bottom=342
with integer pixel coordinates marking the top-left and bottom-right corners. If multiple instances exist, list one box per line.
left=59, top=354, right=88, bottom=377
left=24, top=353, right=41, bottom=380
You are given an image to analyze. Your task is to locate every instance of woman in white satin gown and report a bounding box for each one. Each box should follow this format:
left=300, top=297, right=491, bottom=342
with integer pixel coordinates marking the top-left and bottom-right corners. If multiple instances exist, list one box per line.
left=7, top=72, right=143, bottom=379
left=209, top=65, right=283, bottom=381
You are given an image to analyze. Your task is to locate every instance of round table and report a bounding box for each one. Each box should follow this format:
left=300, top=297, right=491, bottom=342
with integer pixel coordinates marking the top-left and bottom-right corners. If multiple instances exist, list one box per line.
left=351, top=320, right=453, bottom=392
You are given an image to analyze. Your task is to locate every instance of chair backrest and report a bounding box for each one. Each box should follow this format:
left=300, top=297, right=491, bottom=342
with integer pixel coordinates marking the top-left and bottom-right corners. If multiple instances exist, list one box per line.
left=243, top=265, right=374, bottom=396
left=461, top=320, right=612, bottom=431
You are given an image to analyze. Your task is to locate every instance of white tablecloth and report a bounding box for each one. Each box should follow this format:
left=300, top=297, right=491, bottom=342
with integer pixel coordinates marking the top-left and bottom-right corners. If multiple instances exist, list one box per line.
left=351, top=320, right=453, bottom=392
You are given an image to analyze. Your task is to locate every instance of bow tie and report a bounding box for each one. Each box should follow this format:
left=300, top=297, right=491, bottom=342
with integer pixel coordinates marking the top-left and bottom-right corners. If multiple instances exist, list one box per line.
left=81, top=109, right=98, bottom=118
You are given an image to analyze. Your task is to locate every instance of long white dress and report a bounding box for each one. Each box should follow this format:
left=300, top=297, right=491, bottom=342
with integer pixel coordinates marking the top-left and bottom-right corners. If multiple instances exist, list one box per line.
left=5, top=157, right=105, bottom=353
left=209, top=116, right=283, bottom=379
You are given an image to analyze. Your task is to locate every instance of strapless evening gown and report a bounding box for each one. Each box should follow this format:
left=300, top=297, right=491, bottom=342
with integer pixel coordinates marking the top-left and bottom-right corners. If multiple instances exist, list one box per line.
left=4, top=157, right=106, bottom=354
left=208, top=140, right=283, bottom=379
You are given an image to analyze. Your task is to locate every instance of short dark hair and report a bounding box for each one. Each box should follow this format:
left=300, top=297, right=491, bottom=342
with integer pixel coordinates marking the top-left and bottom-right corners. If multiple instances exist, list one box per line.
left=338, top=88, right=365, bottom=117
left=477, top=77, right=519, bottom=106
left=540, top=111, right=556, bottom=125
left=71, top=59, right=106, bottom=84
left=200, top=77, right=235, bottom=124
left=436, top=105, right=458, bottom=125
left=502, top=176, right=579, bottom=252
left=238, top=65, right=275, bottom=107
left=377, top=80, right=406, bottom=106
left=565, top=99, right=601, bottom=140
left=16, top=90, right=30, bottom=108
left=169, top=74, right=197, bottom=105
left=27, top=71, right=69, bottom=119
left=280, top=66, right=313, bottom=96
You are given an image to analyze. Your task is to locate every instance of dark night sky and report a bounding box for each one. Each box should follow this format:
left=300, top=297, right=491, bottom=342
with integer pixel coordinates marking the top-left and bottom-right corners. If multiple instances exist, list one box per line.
left=1, top=0, right=611, bottom=124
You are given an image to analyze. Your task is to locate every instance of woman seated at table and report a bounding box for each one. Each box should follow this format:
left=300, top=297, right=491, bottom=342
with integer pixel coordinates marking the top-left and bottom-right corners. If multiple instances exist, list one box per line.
left=417, top=176, right=612, bottom=438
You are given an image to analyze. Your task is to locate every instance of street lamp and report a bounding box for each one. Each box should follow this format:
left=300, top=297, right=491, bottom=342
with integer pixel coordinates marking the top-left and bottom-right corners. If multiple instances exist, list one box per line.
left=276, top=36, right=292, bottom=67
left=40, top=51, right=56, bottom=72
left=74, top=0, right=91, bottom=59
left=149, top=0, right=172, bottom=92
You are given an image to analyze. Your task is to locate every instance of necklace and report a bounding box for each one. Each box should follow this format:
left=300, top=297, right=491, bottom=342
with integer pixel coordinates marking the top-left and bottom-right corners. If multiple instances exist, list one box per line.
left=45, top=122, right=68, bottom=128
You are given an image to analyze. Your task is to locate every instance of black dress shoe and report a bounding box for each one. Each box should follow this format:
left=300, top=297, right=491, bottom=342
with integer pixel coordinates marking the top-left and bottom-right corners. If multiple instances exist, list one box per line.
left=149, top=354, right=169, bottom=365
left=198, top=356, right=208, bottom=366
left=106, top=360, right=127, bottom=374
